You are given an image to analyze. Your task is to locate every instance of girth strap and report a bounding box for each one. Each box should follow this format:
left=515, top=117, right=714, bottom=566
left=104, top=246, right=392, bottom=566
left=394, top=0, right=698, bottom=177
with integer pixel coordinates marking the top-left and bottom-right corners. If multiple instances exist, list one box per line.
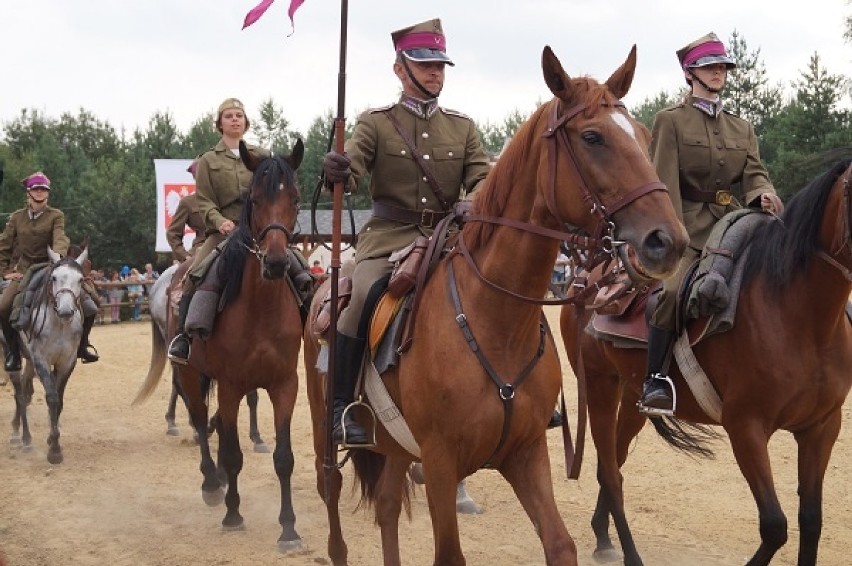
left=446, top=259, right=548, bottom=468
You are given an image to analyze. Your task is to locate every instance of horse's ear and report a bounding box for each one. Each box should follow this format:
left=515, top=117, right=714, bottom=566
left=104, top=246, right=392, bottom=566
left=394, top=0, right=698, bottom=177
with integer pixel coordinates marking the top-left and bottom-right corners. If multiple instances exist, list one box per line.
left=76, top=247, right=89, bottom=267
left=605, top=44, right=637, bottom=100
left=542, top=46, right=570, bottom=98
left=239, top=140, right=263, bottom=172
left=47, top=246, right=61, bottom=263
left=287, top=139, right=305, bottom=172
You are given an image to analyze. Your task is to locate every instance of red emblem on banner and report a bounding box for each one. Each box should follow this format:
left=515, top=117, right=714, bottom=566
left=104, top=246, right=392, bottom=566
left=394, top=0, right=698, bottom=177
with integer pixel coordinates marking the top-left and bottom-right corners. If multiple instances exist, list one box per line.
left=164, top=183, right=196, bottom=235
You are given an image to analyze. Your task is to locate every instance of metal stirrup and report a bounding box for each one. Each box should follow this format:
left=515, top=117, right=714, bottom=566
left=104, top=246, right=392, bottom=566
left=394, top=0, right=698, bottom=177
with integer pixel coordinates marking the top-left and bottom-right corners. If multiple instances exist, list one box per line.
left=637, top=373, right=677, bottom=416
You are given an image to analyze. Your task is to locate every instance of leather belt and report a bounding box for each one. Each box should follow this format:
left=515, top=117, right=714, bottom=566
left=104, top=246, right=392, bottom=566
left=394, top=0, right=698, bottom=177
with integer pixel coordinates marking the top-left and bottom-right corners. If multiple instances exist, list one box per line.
left=681, top=186, right=734, bottom=206
left=372, top=201, right=449, bottom=228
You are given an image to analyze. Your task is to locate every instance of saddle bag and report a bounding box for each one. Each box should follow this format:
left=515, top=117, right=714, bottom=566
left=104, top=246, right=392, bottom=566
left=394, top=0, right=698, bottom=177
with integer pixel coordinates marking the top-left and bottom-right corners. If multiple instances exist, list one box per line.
left=312, top=276, right=353, bottom=339
left=387, top=236, right=429, bottom=298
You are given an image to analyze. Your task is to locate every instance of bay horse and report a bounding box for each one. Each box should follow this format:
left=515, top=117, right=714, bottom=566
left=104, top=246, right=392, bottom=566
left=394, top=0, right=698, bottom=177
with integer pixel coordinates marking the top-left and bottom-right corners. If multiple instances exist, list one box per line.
left=135, top=263, right=269, bottom=450
left=163, top=140, right=304, bottom=551
left=7, top=247, right=89, bottom=464
left=561, top=159, right=852, bottom=565
left=302, top=45, right=688, bottom=566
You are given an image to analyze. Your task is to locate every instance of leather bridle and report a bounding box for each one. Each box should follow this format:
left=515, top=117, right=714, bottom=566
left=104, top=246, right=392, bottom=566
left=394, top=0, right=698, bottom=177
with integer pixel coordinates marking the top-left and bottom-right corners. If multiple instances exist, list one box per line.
left=455, top=98, right=666, bottom=305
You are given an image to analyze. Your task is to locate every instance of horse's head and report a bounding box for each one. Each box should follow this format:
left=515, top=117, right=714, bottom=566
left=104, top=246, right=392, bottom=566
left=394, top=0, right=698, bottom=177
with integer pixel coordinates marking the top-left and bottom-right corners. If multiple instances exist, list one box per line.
left=539, top=46, right=687, bottom=281
left=47, top=247, right=86, bottom=321
left=238, top=139, right=304, bottom=280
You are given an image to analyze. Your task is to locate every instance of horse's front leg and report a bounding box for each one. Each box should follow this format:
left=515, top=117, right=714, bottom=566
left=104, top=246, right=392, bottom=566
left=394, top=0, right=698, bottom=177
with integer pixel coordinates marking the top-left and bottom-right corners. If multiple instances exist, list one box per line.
left=179, top=368, right=221, bottom=505
left=269, top=380, right=303, bottom=553
left=726, top=417, right=787, bottom=566
left=793, top=410, right=842, bottom=566
left=499, top=437, right=578, bottom=566
left=420, top=455, right=465, bottom=566
left=216, top=388, right=245, bottom=530
left=34, top=361, right=64, bottom=464
left=246, top=388, right=269, bottom=452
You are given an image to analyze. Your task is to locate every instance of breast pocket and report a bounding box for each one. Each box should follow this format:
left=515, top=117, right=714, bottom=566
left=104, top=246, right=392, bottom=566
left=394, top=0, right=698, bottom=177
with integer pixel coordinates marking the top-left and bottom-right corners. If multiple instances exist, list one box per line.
left=382, top=140, right=417, bottom=184
left=723, top=138, right=748, bottom=177
left=431, top=145, right=464, bottom=195
left=207, top=162, right=235, bottom=199
left=680, top=138, right=711, bottom=178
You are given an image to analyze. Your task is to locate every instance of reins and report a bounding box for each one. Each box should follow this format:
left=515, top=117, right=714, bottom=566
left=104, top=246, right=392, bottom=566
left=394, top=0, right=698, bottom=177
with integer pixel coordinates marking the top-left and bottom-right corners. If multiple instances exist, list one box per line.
left=817, top=164, right=852, bottom=281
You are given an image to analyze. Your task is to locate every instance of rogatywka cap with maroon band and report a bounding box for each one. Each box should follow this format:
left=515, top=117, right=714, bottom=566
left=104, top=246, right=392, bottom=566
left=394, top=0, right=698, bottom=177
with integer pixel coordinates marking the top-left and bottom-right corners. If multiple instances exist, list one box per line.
left=391, top=18, right=454, bottom=66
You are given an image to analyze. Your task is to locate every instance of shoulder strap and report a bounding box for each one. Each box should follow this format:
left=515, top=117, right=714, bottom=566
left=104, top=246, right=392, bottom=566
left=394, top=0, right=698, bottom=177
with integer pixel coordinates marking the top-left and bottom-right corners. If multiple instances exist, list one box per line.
left=384, top=111, right=451, bottom=211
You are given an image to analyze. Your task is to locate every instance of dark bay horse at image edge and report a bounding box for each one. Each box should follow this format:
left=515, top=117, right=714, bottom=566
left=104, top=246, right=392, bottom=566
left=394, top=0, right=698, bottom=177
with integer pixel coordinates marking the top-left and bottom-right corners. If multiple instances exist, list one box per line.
left=562, top=159, right=852, bottom=566
left=303, top=45, right=688, bottom=566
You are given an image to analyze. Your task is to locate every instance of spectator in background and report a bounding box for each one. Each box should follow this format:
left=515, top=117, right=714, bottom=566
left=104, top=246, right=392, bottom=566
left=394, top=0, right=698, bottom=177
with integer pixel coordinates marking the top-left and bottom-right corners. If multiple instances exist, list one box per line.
left=167, top=159, right=207, bottom=263
left=126, top=268, right=145, bottom=321
left=107, top=270, right=124, bottom=323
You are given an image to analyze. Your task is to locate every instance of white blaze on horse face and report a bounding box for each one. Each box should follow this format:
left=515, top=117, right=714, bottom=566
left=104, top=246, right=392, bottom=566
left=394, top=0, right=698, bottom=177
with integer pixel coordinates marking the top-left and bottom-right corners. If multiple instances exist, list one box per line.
left=610, top=111, right=638, bottom=145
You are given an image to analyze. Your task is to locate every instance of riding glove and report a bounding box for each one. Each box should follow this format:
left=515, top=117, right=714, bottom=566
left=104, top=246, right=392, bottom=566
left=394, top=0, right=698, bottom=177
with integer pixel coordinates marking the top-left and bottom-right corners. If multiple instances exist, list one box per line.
left=323, top=151, right=351, bottom=185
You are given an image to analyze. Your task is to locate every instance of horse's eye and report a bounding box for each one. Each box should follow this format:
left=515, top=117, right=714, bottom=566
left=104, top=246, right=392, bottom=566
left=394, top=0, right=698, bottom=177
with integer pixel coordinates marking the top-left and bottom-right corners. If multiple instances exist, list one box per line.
left=581, top=131, right=603, bottom=145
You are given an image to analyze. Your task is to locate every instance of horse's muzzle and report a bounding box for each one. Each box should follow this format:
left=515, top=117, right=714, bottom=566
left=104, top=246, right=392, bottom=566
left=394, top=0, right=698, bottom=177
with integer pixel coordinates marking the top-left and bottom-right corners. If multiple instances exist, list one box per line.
left=262, top=256, right=290, bottom=280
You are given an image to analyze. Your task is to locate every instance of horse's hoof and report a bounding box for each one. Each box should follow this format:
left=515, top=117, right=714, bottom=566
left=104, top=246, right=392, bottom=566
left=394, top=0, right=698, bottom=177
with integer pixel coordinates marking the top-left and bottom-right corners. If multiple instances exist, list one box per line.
left=253, top=442, right=271, bottom=454
left=9, top=434, right=21, bottom=447
left=221, top=521, right=246, bottom=532
left=47, top=451, right=63, bottom=465
left=166, top=425, right=180, bottom=436
left=202, top=487, right=225, bottom=507
left=455, top=497, right=483, bottom=515
left=592, top=547, right=621, bottom=563
left=277, top=538, right=304, bottom=554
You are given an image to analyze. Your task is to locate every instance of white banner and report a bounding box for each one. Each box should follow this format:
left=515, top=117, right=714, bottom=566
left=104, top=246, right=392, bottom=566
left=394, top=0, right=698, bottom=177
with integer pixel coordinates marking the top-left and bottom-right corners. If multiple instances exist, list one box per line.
left=153, top=159, right=196, bottom=253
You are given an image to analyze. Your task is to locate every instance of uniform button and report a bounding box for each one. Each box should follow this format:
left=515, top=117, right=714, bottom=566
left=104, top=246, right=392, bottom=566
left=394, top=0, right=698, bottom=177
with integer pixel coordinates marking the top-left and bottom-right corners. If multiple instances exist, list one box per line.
left=422, top=132, right=429, bottom=139
left=716, top=144, right=722, bottom=150
left=714, top=129, right=720, bottom=135
left=423, top=154, right=430, bottom=160
left=421, top=197, right=427, bottom=204
left=448, top=151, right=454, bottom=157
left=715, top=179, right=722, bottom=186
left=400, top=150, right=406, bottom=156
left=718, top=159, right=725, bottom=166
left=422, top=176, right=428, bottom=182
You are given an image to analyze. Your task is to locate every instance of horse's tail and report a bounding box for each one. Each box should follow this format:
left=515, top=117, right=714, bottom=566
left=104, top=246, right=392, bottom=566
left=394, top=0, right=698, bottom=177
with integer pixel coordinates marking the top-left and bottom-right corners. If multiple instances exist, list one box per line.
left=132, top=317, right=167, bottom=406
left=351, top=450, right=415, bottom=520
left=648, top=416, right=720, bottom=459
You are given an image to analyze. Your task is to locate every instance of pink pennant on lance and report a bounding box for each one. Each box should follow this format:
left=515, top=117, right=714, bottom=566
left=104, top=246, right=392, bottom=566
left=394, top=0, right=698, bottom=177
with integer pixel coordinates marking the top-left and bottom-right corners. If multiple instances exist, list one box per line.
left=242, top=0, right=306, bottom=30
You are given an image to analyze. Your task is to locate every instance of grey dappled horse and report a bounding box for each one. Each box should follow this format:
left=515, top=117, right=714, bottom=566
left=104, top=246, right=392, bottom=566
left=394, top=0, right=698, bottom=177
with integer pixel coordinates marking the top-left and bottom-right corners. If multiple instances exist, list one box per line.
left=137, top=263, right=269, bottom=451
left=7, top=248, right=87, bottom=464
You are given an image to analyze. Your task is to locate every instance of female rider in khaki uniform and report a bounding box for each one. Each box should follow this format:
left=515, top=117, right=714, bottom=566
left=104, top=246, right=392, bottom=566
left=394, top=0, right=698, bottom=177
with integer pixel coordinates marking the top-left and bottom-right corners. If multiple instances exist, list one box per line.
left=638, top=33, right=782, bottom=415
left=0, top=172, right=99, bottom=371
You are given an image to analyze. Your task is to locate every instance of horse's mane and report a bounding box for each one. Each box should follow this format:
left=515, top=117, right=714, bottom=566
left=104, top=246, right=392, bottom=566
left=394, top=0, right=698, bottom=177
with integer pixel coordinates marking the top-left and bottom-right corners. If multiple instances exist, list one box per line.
left=743, top=159, right=852, bottom=292
left=218, top=155, right=299, bottom=306
left=465, top=78, right=618, bottom=251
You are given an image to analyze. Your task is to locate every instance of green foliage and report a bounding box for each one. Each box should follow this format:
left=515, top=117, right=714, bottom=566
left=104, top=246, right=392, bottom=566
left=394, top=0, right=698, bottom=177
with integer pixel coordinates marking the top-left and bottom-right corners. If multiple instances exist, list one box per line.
left=629, top=90, right=681, bottom=130
left=2, top=40, right=850, bottom=269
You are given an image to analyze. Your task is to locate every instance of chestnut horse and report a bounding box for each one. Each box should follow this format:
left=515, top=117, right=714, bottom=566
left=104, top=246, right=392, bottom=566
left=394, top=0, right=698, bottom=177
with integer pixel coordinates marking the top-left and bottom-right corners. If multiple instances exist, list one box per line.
left=561, top=159, right=852, bottom=565
left=162, top=140, right=304, bottom=551
left=302, top=45, right=688, bottom=566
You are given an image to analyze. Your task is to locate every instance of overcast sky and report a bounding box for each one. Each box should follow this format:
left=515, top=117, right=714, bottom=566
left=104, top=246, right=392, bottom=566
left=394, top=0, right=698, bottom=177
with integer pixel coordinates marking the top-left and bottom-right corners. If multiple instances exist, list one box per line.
left=4, top=0, right=850, bottom=140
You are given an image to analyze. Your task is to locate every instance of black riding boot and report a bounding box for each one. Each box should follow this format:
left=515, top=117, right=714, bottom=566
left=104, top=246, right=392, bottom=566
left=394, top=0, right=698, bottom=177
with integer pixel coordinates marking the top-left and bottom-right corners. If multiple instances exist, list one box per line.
left=78, top=313, right=99, bottom=363
left=167, top=294, right=193, bottom=365
left=287, top=249, right=315, bottom=325
left=638, top=325, right=677, bottom=415
left=2, top=318, right=21, bottom=372
left=331, top=332, right=369, bottom=446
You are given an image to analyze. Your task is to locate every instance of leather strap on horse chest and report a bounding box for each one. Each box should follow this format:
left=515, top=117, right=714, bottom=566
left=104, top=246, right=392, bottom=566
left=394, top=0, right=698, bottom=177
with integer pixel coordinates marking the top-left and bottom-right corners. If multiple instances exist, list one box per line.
left=446, top=259, right=548, bottom=468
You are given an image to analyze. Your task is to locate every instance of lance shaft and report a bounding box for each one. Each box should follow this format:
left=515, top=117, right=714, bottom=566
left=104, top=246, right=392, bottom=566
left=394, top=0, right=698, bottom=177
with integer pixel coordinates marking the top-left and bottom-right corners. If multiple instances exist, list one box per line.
left=324, top=0, right=349, bottom=505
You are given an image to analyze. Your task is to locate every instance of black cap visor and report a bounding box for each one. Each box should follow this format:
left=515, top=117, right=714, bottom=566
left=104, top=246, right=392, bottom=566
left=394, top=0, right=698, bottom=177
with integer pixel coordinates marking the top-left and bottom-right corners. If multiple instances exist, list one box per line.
left=402, top=48, right=454, bottom=66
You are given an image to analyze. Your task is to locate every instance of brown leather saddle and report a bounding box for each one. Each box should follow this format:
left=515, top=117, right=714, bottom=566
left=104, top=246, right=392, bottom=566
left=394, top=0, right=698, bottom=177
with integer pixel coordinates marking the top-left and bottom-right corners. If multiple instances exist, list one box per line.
left=589, top=260, right=712, bottom=348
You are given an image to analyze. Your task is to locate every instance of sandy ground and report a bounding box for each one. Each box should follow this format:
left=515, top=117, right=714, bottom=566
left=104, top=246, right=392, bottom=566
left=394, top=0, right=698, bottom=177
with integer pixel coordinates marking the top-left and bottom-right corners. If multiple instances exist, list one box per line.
left=1, top=308, right=850, bottom=566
